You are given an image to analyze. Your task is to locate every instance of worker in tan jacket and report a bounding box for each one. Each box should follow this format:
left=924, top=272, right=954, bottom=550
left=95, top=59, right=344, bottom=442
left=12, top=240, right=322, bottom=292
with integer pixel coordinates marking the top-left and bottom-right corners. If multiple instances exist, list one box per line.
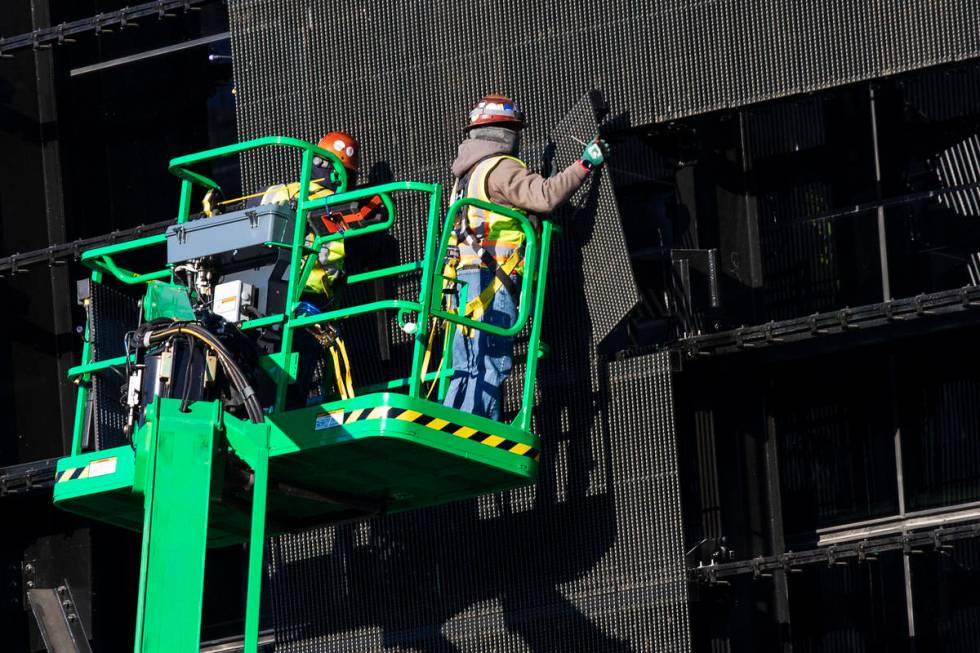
left=444, top=94, right=608, bottom=419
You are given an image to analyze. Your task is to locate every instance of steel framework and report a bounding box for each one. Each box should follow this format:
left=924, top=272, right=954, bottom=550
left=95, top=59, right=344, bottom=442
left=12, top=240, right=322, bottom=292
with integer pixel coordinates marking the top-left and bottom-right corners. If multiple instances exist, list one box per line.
left=0, top=0, right=219, bottom=56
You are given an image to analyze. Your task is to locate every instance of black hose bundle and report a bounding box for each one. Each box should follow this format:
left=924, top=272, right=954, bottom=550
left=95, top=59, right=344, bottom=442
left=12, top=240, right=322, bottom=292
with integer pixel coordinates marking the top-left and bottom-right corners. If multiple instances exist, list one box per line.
left=179, top=334, right=195, bottom=414
left=132, top=319, right=265, bottom=424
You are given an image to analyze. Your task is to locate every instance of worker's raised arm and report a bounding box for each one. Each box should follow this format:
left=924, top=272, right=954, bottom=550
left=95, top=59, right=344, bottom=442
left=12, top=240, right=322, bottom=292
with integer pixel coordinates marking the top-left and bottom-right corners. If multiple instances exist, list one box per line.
left=487, top=159, right=589, bottom=214
left=486, top=137, right=610, bottom=214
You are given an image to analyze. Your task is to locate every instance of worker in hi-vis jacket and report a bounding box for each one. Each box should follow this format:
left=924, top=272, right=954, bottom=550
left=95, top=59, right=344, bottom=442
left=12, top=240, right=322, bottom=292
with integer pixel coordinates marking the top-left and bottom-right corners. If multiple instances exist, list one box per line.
left=443, top=94, right=609, bottom=420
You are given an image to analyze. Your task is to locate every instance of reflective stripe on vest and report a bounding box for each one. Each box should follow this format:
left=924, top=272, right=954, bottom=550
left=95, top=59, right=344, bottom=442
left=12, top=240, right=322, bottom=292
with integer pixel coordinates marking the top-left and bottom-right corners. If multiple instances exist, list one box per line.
left=258, top=182, right=345, bottom=299
left=259, top=179, right=333, bottom=205
left=456, top=155, right=528, bottom=275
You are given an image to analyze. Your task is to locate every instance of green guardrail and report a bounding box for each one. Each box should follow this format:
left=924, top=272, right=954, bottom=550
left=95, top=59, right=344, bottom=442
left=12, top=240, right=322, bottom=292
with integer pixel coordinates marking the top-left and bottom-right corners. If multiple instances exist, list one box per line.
left=68, top=136, right=555, bottom=445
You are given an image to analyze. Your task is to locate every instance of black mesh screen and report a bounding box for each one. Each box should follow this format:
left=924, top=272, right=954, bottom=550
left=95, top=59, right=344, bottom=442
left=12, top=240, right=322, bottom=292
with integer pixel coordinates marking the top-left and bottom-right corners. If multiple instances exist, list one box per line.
left=225, top=1, right=980, bottom=649
left=546, top=92, right=640, bottom=340
left=227, top=0, right=980, bottom=186
left=267, top=351, right=688, bottom=652
left=226, top=0, right=979, bottom=339
left=88, top=281, right=139, bottom=450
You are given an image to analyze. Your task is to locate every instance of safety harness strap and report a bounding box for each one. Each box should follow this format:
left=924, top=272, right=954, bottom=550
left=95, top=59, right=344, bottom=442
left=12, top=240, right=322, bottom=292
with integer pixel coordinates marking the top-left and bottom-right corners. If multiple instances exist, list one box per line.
left=462, top=248, right=523, bottom=323
left=327, top=337, right=355, bottom=400
left=329, top=346, right=348, bottom=400
left=458, top=228, right=521, bottom=300
left=451, top=155, right=525, bottom=302
left=335, top=338, right=354, bottom=399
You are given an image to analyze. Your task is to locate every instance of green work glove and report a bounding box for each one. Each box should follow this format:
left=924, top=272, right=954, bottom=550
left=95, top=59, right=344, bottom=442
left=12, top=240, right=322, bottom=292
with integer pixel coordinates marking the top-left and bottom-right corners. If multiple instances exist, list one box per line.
left=581, top=137, right=609, bottom=169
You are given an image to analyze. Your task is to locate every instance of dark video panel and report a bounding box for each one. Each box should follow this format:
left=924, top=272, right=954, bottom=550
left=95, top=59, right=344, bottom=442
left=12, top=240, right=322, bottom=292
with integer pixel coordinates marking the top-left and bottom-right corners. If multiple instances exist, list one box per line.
left=267, top=351, right=688, bottom=652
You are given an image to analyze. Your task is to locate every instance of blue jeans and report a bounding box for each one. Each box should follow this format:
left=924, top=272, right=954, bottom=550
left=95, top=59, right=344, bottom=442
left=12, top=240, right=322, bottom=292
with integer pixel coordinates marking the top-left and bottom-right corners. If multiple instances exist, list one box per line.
left=443, top=268, right=517, bottom=420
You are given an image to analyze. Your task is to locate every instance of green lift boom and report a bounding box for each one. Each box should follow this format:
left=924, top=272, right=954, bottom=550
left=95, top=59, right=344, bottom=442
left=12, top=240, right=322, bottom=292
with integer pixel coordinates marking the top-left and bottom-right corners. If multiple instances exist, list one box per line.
left=52, top=137, right=554, bottom=652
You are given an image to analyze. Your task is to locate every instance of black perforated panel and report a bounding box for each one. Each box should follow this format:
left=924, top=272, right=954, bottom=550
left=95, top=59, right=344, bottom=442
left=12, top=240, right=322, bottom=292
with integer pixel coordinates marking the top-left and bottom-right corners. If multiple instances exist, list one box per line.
left=226, top=1, right=980, bottom=650
left=228, top=0, right=980, bottom=188
left=267, top=351, right=688, bottom=652
left=88, top=282, right=139, bottom=450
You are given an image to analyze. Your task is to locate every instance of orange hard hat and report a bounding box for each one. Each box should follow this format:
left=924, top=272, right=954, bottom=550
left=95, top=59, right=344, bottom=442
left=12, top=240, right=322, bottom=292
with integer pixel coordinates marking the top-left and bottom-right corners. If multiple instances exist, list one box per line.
left=465, top=94, right=525, bottom=132
left=316, top=130, right=360, bottom=172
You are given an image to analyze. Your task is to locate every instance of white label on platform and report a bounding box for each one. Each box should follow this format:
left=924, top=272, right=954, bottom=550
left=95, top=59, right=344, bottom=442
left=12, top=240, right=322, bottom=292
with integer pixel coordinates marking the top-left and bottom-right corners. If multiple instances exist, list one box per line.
left=88, top=457, right=117, bottom=478
left=314, top=411, right=343, bottom=431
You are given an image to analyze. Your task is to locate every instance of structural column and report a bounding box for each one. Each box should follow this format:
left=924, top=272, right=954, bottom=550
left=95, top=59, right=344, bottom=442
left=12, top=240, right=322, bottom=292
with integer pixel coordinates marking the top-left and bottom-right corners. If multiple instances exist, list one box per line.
left=30, top=0, right=76, bottom=448
left=134, top=399, right=221, bottom=653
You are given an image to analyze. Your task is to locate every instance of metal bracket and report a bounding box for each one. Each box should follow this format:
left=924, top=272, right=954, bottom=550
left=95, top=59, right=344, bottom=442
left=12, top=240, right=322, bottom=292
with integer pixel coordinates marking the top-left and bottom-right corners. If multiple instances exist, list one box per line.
left=902, top=533, right=924, bottom=556
left=780, top=553, right=803, bottom=574
left=735, top=327, right=755, bottom=349
left=704, top=564, right=729, bottom=586
left=807, top=314, right=827, bottom=335
left=883, top=300, right=896, bottom=321
left=826, top=544, right=848, bottom=567
left=933, top=527, right=954, bottom=552
left=856, top=539, right=878, bottom=563
left=27, top=580, right=92, bottom=653
left=763, top=322, right=783, bottom=344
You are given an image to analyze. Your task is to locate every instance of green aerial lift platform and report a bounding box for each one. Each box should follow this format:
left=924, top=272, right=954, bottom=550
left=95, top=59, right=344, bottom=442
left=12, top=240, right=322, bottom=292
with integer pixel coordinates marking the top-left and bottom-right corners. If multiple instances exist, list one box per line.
left=51, top=137, right=554, bottom=652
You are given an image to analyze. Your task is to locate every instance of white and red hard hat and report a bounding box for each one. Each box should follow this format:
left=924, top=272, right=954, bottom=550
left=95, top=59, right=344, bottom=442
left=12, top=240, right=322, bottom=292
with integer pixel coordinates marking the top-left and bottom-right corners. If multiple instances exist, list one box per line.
left=464, top=94, right=525, bottom=132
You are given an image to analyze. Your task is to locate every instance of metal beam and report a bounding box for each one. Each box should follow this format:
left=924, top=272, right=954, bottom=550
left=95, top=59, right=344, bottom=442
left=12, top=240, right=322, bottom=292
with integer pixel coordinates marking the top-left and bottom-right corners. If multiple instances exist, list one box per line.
left=0, top=457, right=58, bottom=496
left=0, top=0, right=218, bottom=56
left=27, top=582, right=92, bottom=653
left=675, top=284, right=980, bottom=358
left=869, top=84, right=892, bottom=301
left=31, top=0, right=76, bottom=451
left=763, top=410, right=793, bottom=651
left=690, top=520, right=980, bottom=583
left=70, top=31, right=229, bottom=77
left=816, top=500, right=980, bottom=546
left=0, top=219, right=173, bottom=274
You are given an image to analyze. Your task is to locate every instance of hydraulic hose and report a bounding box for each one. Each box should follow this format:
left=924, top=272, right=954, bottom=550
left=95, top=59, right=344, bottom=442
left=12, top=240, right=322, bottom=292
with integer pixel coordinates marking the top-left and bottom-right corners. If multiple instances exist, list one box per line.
left=179, top=334, right=195, bottom=414
left=142, top=322, right=265, bottom=424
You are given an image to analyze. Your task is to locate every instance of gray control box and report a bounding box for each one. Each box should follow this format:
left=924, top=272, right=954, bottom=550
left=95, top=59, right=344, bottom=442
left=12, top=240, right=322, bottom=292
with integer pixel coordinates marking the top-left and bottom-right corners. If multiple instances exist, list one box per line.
left=166, top=204, right=295, bottom=264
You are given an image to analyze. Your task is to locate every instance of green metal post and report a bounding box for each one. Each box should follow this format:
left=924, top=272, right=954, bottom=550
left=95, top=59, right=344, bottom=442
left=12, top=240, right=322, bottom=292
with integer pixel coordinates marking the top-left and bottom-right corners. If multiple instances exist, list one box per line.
left=275, top=149, right=315, bottom=411
left=69, top=270, right=101, bottom=456
left=177, top=178, right=193, bottom=224
left=132, top=400, right=159, bottom=652
left=515, top=221, right=554, bottom=432
left=428, top=198, right=537, bottom=337
left=437, top=317, right=455, bottom=401
left=168, top=137, right=347, bottom=197
left=408, top=186, right=443, bottom=397
left=243, top=433, right=269, bottom=653
left=133, top=398, right=222, bottom=653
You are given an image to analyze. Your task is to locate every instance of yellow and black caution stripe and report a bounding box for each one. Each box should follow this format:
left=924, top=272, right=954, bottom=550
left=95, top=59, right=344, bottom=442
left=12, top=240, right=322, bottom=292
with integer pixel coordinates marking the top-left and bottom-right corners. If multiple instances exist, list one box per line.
left=58, top=467, right=88, bottom=483
left=313, top=406, right=540, bottom=462
left=57, top=456, right=118, bottom=483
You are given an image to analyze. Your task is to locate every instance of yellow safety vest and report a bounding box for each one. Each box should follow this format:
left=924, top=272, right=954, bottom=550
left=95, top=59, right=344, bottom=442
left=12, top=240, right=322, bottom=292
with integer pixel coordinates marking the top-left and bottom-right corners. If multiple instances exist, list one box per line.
left=451, top=155, right=529, bottom=276
left=259, top=181, right=345, bottom=300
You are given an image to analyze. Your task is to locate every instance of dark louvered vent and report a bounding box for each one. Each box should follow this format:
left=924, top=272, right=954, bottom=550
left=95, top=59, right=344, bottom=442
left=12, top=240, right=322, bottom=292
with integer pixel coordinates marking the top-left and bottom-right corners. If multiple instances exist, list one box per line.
left=936, top=134, right=980, bottom=217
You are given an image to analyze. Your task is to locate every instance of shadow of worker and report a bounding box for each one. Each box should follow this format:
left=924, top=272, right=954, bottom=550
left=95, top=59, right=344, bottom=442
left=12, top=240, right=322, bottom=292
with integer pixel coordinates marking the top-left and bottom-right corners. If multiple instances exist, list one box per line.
left=267, top=154, right=631, bottom=653
left=490, top=155, right=632, bottom=652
